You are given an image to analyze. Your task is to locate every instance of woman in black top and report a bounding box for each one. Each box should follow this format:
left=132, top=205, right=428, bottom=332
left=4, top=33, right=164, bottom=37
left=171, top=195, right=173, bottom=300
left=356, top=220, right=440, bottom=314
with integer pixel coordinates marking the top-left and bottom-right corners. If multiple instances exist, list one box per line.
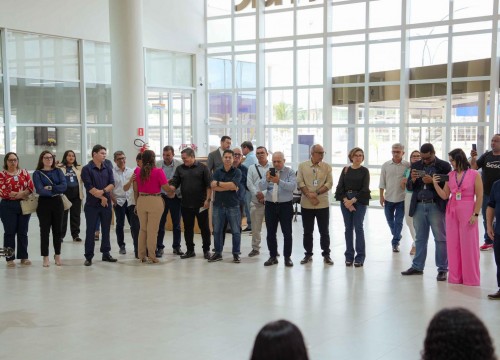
left=58, top=150, right=83, bottom=242
left=335, top=147, right=371, bottom=267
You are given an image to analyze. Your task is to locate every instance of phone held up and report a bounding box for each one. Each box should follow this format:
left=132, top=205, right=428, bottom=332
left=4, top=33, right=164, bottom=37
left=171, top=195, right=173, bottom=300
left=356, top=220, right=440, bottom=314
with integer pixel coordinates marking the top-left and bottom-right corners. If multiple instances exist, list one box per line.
left=472, top=143, right=477, bottom=151
left=436, top=174, right=449, bottom=182
left=269, top=168, right=276, bottom=177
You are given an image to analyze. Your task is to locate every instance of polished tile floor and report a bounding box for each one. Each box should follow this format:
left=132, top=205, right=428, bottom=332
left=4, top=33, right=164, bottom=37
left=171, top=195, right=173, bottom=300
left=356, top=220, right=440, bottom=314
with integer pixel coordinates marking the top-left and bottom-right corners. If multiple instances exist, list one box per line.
left=1, top=206, right=499, bottom=360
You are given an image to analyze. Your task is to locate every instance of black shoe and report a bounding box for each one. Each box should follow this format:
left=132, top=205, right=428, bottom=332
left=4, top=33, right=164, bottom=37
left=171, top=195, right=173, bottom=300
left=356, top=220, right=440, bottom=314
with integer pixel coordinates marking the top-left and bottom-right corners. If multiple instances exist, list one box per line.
left=208, top=253, right=223, bottom=262
left=392, top=245, right=400, bottom=253
left=401, top=267, right=423, bottom=275
left=233, top=254, right=241, bottom=263
left=181, top=250, right=196, bottom=259
left=264, top=257, right=278, bottom=266
left=354, top=262, right=363, bottom=267
left=73, top=237, right=82, bottom=242
left=156, top=248, right=164, bottom=258
left=119, top=246, right=126, bottom=255
left=204, top=251, right=212, bottom=260
left=173, top=248, right=184, bottom=256
left=84, top=259, right=92, bottom=266
left=300, top=255, right=313, bottom=264
left=323, top=256, right=334, bottom=265
left=102, top=254, right=117, bottom=262
left=488, top=290, right=500, bottom=300
left=60, top=238, right=64, bottom=243
left=284, top=257, right=293, bottom=267
left=345, top=261, right=353, bottom=267
left=436, top=271, right=447, bottom=281
left=248, top=249, right=260, bottom=257
left=242, top=227, right=252, bottom=232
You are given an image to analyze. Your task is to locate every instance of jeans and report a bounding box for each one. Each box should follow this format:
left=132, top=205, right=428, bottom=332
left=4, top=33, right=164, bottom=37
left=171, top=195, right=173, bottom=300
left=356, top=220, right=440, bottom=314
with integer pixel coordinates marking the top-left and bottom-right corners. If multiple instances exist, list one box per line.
left=482, top=194, right=494, bottom=244
left=0, top=199, right=31, bottom=261
left=384, top=200, right=405, bottom=246
left=340, top=203, right=367, bottom=263
left=84, top=205, right=112, bottom=260
left=411, top=202, right=448, bottom=272
left=128, top=205, right=140, bottom=258
left=157, top=195, right=182, bottom=250
left=213, top=205, right=241, bottom=255
left=114, top=200, right=131, bottom=249
left=181, top=206, right=211, bottom=253
left=244, top=191, right=252, bottom=228
left=265, top=201, right=293, bottom=258
left=302, top=207, right=330, bottom=256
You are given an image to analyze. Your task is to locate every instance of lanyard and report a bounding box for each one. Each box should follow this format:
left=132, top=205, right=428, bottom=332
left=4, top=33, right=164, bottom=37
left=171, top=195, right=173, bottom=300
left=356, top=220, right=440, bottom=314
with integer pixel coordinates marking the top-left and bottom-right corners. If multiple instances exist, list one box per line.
left=455, top=170, right=467, bottom=191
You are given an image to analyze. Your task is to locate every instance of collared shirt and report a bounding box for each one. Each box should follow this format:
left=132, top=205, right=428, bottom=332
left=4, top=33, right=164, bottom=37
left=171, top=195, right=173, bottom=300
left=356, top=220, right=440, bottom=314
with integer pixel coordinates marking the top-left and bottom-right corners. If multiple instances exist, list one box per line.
left=258, top=166, right=297, bottom=203
left=112, top=166, right=134, bottom=207
left=242, top=151, right=258, bottom=168
left=213, top=166, right=242, bottom=208
left=379, top=159, right=410, bottom=202
left=156, top=158, right=182, bottom=197
left=169, top=161, right=211, bottom=208
left=247, top=161, right=271, bottom=203
left=81, top=160, right=115, bottom=208
left=297, top=160, right=333, bottom=209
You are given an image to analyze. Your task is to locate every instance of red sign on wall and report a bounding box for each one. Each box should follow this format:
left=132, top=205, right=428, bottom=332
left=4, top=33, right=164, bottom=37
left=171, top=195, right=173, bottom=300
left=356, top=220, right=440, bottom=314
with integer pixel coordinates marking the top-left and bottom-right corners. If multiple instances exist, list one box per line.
left=138, top=128, right=144, bottom=136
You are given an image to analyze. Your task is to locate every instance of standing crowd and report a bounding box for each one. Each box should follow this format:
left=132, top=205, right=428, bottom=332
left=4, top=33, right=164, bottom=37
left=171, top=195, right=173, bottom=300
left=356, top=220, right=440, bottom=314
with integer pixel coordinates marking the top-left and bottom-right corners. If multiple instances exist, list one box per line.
left=1, top=135, right=500, bottom=299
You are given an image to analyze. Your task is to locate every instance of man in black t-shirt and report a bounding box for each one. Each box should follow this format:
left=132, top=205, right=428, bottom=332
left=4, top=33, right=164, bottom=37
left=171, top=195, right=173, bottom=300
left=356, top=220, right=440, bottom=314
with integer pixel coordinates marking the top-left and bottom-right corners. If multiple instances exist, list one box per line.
left=471, top=134, right=500, bottom=250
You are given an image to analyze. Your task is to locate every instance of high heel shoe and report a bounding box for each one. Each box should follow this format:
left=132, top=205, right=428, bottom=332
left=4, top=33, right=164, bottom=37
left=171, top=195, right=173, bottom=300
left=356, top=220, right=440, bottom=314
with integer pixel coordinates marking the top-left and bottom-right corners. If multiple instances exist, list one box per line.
left=43, top=256, right=50, bottom=267
left=54, top=254, right=62, bottom=266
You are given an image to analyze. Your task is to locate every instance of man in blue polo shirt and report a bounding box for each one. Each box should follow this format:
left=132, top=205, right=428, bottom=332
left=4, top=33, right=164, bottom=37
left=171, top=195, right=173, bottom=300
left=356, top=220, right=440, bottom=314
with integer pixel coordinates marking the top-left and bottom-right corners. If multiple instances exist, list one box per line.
left=209, top=149, right=242, bottom=263
left=81, top=144, right=117, bottom=266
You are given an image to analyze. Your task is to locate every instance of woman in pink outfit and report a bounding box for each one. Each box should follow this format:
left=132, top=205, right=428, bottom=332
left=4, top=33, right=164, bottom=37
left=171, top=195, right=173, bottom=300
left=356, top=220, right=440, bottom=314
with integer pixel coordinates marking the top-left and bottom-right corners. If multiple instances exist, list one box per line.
left=433, top=148, right=483, bottom=286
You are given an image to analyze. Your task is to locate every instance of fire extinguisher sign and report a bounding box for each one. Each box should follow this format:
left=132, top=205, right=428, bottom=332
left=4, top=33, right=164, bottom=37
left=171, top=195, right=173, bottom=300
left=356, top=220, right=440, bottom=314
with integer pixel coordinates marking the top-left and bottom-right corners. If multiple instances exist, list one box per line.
left=137, top=128, right=144, bottom=136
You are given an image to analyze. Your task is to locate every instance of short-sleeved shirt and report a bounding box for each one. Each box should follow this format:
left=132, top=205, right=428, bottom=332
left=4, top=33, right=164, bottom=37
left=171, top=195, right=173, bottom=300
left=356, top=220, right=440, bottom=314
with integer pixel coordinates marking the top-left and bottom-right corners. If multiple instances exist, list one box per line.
left=212, top=166, right=242, bottom=208
left=0, top=169, right=34, bottom=200
left=379, top=159, right=410, bottom=202
left=134, top=167, right=167, bottom=194
left=476, top=151, right=500, bottom=195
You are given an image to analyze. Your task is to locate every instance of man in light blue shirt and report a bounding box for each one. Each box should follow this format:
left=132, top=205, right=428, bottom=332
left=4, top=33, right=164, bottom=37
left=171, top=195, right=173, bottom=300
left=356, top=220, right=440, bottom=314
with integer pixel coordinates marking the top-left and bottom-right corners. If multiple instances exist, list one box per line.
left=241, top=141, right=257, bottom=232
left=258, top=151, right=296, bottom=267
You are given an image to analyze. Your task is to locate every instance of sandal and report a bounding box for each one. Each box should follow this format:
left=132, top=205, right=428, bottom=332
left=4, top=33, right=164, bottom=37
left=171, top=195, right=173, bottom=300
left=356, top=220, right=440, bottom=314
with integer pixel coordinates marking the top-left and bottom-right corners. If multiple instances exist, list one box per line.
left=20, top=259, right=32, bottom=266
left=54, top=254, right=62, bottom=266
left=6, top=260, right=16, bottom=268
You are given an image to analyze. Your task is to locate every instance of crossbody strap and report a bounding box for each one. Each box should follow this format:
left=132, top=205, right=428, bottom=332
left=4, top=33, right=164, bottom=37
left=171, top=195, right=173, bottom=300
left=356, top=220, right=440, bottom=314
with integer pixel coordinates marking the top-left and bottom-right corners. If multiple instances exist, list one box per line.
left=255, top=164, right=262, bottom=179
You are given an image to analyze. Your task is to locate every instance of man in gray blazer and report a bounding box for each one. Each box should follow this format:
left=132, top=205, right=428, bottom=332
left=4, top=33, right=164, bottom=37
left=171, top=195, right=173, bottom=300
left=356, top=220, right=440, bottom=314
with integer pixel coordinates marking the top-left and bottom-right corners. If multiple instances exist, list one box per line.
left=207, top=136, right=232, bottom=173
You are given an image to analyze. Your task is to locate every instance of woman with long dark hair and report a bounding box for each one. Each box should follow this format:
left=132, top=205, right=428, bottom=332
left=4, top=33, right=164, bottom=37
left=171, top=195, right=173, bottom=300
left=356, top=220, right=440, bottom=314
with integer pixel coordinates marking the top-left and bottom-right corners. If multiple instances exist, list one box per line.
left=250, top=320, right=309, bottom=360
left=133, top=150, right=169, bottom=263
left=33, top=150, right=67, bottom=267
left=0, top=152, right=35, bottom=267
left=335, top=147, right=371, bottom=267
left=58, top=150, right=83, bottom=242
left=433, top=148, right=482, bottom=285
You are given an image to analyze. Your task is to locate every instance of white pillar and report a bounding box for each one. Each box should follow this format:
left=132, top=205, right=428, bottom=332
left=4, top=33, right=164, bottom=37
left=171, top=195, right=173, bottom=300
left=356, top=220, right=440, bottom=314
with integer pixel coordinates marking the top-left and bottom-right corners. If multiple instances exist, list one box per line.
left=109, top=0, right=145, bottom=159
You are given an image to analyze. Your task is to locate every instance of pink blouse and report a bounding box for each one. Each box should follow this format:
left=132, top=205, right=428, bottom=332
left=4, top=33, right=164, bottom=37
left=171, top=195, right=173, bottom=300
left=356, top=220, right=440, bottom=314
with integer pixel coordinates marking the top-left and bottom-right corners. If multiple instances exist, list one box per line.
left=134, top=167, right=167, bottom=193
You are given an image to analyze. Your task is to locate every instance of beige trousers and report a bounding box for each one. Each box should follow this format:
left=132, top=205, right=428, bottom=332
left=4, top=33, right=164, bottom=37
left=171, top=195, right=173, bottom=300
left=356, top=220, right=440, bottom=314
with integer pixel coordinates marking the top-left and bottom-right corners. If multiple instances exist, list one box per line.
left=250, top=201, right=265, bottom=251
left=137, top=196, right=164, bottom=260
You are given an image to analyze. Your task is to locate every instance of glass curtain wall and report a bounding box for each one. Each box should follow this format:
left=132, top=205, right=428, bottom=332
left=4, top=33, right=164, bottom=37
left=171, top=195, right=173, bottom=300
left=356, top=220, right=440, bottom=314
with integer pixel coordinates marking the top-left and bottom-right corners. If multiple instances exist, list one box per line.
left=145, top=49, right=195, bottom=158
left=206, top=0, right=498, bottom=190
left=0, top=30, right=4, bottom=155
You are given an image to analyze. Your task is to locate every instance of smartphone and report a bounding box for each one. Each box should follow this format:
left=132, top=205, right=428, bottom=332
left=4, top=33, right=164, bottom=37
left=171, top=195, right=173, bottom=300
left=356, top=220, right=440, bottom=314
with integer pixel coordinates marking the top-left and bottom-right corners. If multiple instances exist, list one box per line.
left=415, top=170, right=426, bottom=177
left=436, top=174, right=449, bottom=182
left=269, top=168, right=276, bottom=177
left=472, top=143, right=477, bottom=151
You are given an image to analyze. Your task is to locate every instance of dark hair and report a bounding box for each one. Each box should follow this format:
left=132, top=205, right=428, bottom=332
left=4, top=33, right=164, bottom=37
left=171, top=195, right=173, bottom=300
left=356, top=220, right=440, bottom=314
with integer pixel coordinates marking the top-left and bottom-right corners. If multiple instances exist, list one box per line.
left=422, top=308, right=496, bottom=360
left=410, top=150, right=421, bottom=158
left=3, top=152, right=19, bottom=170
left=448, top=148, right=470, bottom=172
left=221, top=135, right=232, bottom=143
left=61, top=150, right=79, bottom=167
left=113, top=150, right=125, bottom=161
left=91, top=144, right=107, bottom=157
left=256, top=146, right=268, bottom=153
left=250, top=320, right=309, bottom=360
left=181, top=148, right=195, bottom=158
left=223, top=149, right=234, bottom=156
left=420, top=143, right=435, bottom=155
left=136, top=152, right=143, bottom=161
left=36, top=150, right=55, bottom=170
left=241, top=141, right=254, bottom=151
left=140, top=150, right=156, bottom=182
left=163, top=145, right=175, bottom=154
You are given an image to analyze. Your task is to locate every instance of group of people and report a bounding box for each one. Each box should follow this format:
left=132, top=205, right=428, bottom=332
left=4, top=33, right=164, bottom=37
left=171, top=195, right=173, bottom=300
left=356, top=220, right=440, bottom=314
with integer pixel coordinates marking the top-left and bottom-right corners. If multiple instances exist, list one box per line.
left=253, top=308, right=497, bottom=360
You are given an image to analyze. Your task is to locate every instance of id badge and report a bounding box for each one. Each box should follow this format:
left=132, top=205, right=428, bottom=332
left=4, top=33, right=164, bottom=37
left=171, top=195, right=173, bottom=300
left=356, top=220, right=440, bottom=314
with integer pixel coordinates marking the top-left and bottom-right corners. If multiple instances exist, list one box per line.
left=456, top=192, right=462, bottom=201
left=13, top=176, right=18, bottom=181
left=313, top=179, right=318, bottom=187
left=70, top=176, right=75, bottom=183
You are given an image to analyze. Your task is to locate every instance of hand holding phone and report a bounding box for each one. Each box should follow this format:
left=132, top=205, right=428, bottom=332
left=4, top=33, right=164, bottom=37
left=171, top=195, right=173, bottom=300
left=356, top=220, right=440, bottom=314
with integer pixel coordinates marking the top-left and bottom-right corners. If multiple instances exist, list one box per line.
left=269, top=168, right=276, bottom=177
left=472, top=144, right=477, bottom=151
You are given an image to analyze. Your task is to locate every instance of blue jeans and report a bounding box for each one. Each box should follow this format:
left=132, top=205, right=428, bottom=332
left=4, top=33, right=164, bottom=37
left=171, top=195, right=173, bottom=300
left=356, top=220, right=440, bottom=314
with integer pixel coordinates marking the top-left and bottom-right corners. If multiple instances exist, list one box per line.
left=157, top=195, right=182, bottom=250
left=265, top=201, right=294, bottom=258
left=0, top=199, right=31, bottom=261
left=84, top=205, right=112, bottom=260
left=340, top=203, right=367, bottom=263
left=114, top=200, right=131, bottom=249
left=411, top=202, right=448, bottom=272
left=244, top=191, right=252, bottom=228
left=482, top=194, right=494, bottom=244
left=213, top=205, right=241, bottom=255
left=384, top=200, right=405, bottom=246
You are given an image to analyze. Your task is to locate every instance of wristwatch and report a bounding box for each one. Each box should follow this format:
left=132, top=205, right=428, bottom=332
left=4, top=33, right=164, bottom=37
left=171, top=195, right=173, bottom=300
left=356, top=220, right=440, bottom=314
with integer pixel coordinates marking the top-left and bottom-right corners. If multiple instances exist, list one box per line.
left=473, top=213, right=479, bottom=217
left=217, top=181, right=220, bottom=187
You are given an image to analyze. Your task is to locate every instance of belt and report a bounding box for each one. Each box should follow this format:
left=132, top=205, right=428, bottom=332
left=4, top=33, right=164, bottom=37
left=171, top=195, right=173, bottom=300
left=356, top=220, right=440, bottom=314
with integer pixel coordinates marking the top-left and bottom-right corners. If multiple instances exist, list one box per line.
left=266, top=200, right=293, bottom=205
left=417, top=199, right=434, bottom=204
left=139, top=193, right=161, bottom=197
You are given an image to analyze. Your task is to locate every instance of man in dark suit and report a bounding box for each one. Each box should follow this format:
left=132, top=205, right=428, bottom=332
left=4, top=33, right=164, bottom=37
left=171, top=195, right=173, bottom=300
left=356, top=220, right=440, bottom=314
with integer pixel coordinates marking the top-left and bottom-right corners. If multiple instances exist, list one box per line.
left=207, top=135, right=232, bottom=173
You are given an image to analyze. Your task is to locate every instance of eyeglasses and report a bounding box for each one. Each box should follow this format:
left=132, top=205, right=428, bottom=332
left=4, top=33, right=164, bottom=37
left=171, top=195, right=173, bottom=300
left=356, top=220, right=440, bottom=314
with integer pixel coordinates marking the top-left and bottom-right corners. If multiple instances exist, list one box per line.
left=7, top=158, right=18, bottom=162
left=314, top=151, right=326, bottom=155
left=256, top=152, right=266, bottom=155
left=43, top=156, right=54, bottom=160
left=234, top=154, right=242, bottom=157
left=116, top=157, right=126, bottom=161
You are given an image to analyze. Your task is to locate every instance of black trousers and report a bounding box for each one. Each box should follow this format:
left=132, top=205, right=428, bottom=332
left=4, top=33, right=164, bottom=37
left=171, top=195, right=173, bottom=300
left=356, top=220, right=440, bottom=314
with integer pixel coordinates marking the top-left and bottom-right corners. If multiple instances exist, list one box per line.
left=36, top=196, right=64, bottom=256
left=302, top=207, right=331, bottom=256
left=62, top=186, right=81, bottom=239
left=181, top=206, right=211, bottom=252
left=265, top=201, right=293, bottom=258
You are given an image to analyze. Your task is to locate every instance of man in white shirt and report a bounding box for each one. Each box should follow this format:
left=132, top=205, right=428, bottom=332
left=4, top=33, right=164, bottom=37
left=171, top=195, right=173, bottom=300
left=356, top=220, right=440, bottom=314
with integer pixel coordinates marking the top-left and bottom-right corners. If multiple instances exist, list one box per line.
left=379, top=143, right=410, bottom=253
left=246, top=146, right=271, bottom=257
left=111, top=151, right=135, bottom=255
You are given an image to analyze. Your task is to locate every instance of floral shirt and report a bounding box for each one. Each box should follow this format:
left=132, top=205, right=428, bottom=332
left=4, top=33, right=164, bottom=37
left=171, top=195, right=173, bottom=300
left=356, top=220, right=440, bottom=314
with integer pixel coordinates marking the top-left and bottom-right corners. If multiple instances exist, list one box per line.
left=0, top=169, right=34, bottom=200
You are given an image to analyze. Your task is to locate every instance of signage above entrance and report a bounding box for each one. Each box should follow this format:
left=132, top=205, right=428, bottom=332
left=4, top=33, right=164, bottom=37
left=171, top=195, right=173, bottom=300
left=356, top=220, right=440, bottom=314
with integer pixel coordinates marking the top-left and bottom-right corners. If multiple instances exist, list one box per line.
left=235, top=0, right=317, bottom=12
